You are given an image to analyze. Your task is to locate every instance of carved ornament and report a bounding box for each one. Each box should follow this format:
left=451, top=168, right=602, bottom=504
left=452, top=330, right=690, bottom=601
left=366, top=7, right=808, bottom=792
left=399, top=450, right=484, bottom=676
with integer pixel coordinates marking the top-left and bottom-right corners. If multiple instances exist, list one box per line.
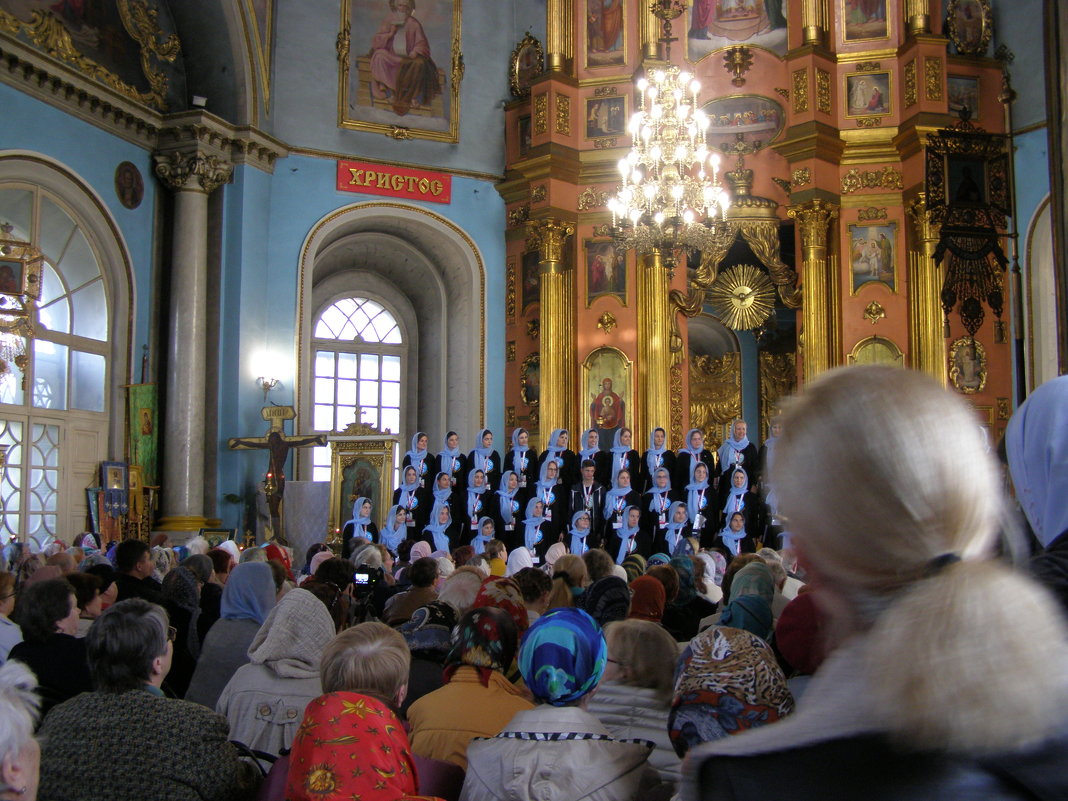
left=555, top=94, right=571, bottom=135
left=841, top=167, right=904, bottom=194
left=596, top=312, right=617, bottom=334
left=578, top=187, right=609, bottom=211
left=858, top=206, right=888, bottom=221
left=153, top=151, right=233, bottom=194
left=904, top=61, right=918, bottom=108
left=863, top=300, right=886, bottom=324
left=792, top=69, right=809, bottom=113
left=816, top=69, right=831, bottom=114
left=924, top=57, right=943, bottom=101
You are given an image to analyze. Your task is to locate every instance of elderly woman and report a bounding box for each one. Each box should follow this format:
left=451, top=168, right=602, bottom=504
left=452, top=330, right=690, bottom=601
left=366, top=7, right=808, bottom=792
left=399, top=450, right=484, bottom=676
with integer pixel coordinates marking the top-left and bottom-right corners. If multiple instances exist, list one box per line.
left=684, top=366, right=1068, bottom=799
left=408, top=607, right=533, bottom=769
left=185, top=562, right=277, bottom=710
left=461, top=608, right=656, bottom=801
left=0, top=572, right=20, bottom=663
left=37, top=599, right=259, bottom=800
left=717, top=562, right=775, bottom=640
left=0, top=661, right=39, bottom=800
left=9, top=579, right=91, bottom=712
left=588, top=619, right=683, bottom=786
left=217, top=589, right=334, bottom=760
left=286, top=622, right=424, bottom=801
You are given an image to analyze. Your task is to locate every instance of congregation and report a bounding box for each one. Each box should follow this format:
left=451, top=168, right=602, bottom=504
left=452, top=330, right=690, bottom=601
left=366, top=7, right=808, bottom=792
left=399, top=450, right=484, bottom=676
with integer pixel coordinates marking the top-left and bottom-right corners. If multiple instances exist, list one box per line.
left=1, top=366, right=1068, bottom=800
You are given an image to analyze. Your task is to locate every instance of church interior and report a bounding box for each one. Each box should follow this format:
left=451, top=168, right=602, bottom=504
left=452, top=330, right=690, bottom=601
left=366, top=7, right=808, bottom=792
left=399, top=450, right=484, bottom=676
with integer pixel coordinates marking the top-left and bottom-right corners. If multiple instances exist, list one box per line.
left=0, top=0, right=1062, bottom=552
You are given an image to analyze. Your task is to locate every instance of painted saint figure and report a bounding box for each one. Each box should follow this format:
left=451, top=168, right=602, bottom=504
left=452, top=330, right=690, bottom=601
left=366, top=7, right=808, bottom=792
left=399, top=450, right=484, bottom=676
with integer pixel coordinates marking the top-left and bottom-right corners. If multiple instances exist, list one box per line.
left=368, top=0, right=441, bottom=116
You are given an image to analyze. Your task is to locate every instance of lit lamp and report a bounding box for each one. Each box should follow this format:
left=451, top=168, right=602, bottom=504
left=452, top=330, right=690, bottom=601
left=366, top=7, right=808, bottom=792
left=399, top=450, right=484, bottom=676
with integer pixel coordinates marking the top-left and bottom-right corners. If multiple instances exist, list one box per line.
left=607, top=5, right=731, bottom=273
left=0, top=223, right=42, bottom=389
left=257, top=375, right=279, bottom=404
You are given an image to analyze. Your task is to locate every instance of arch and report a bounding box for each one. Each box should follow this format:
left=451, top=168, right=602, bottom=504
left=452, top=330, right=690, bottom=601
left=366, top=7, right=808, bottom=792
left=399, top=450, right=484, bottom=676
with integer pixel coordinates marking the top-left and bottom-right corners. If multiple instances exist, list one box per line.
left=296, top=202, right=486, bottom=475
left=849, top=336, right=904, bottom=366
left=0, top=152, right=134, bottom=457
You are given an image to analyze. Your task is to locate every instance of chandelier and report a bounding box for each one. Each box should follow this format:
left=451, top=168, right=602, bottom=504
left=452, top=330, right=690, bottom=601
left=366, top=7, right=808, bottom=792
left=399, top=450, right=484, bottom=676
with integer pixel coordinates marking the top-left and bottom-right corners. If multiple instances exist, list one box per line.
left=607, top=64, right=731, bottom=273
left=0, top=223, right=41, bottom=387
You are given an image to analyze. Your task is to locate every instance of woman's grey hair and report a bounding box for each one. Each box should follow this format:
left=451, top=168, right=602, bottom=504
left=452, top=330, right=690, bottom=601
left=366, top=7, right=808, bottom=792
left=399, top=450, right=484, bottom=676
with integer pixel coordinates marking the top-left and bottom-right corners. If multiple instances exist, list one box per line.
left=86, top=598, right=170, bottom=692
left=184, top=536, right=209, bottom=556
left=239, top=547, right=269, bottom=563
left=180, top=554, right=214, bottom=584
left=350, top=544, right=384, bottom=570
left=437, top=567, right=483, bottom=615
left=0, top=660, right=39, bottom=791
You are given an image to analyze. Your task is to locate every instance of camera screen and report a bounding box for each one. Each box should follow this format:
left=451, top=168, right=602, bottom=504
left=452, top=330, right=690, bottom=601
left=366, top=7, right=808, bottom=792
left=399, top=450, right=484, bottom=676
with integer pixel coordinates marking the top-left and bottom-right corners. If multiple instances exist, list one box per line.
left=353, top=572, right=370, bottom=585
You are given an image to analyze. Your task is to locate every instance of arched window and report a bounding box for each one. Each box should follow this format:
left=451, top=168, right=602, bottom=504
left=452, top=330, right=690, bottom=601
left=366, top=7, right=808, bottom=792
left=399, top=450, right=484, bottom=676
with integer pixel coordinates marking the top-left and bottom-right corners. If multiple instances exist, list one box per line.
left=310, top=296, right=405, bottom=481
left=0, top=182, right=112, bottom=544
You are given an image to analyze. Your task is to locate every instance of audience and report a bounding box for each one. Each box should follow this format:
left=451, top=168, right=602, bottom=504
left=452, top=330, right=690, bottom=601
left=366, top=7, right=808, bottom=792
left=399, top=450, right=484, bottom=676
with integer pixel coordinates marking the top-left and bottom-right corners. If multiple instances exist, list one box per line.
left=64, top=572, right=103, bottom=638
left=286, top=623, right=424, bottom=801
left=546, top=554, right=588, bottom=609
left=397, top=599, right=458, bottom=713
left=512, top=566, right=552, bottom=625
left=0, top=572, right=22, bottom=663
left=9, top=578, right=91, bottom=713
left=37, top=598, right=259, bottom=800
left=160, top=564, right=201, bottom=697
left=185, top=562, right=276, bottom=710
left=383, top=556, right=439, bottom=625
left=112, top=540, right=163, bottom=604
left=581, top=575, right=630, bottom=627
left=0, top=660, right=40, bottom=801
left=717, top=562, right=775, bottom=640
left=217, top=588, right=334, bottom=761
left=660, top=555, right=717, bottom=642
left=461, top=608, right=656, bottom=801
left=627, top=575, right=667, bottom=624
left=408, top=607, right=533, bottom=770
left=685, top=366, right=1068, bottom=799
left=588, top=619, right=682, bottom=786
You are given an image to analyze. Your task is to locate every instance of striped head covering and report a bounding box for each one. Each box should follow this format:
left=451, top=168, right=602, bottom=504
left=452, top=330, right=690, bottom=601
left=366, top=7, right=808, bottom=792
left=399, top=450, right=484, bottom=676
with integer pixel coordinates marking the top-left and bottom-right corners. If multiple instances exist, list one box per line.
left=444, top=606, right=519, bottom=687
left=518, top=607, right=607, bottom=706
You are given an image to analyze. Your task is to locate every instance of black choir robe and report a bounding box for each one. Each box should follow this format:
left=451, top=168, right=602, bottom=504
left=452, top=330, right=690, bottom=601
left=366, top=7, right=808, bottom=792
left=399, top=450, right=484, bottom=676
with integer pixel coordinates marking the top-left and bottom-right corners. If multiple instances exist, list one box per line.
left=567, top=481, right=607, bottom=549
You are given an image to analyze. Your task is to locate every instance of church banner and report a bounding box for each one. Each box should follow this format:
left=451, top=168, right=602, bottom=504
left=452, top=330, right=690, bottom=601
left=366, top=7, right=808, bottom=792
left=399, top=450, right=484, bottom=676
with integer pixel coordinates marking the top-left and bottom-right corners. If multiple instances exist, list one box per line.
left=125, top=383, right=158, bottom=486
left=336, top=160, right=452, bottom=204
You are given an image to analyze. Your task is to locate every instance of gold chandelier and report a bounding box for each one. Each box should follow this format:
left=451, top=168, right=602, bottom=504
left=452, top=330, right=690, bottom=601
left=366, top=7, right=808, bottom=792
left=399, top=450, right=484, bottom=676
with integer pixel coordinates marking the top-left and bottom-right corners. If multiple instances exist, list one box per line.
left=0, top=223, right=42, bottom=387
left=607, top=47, right=731, bottom=271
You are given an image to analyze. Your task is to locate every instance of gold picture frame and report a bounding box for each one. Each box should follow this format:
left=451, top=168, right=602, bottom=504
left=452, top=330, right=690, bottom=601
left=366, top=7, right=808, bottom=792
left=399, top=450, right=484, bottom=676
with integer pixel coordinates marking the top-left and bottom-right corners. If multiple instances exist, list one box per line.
left=840, top=0, right=891, bottom=43
left=583, top=346, right=632, bottom=435
left=949, top=336, right=987, bottom=394
left=327, top=432, right=398, bottom=537
left=510, top=32, right=544, bottom=98
left=848, top=222, right=897, bottom=294
left=946, top=0, right=993, bottom=56
left=586, top=0, right=627, bottom=68
left=337, top=0, right=463, bottom=142
left=845, top=70, right=892, bottom=118
left=520, top=351, right=540, bottom=409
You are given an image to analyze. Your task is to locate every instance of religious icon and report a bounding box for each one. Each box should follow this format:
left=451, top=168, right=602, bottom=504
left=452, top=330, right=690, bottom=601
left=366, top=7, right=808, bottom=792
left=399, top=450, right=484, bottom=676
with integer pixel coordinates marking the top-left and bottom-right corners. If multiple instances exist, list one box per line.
left=510, top=33, right=544, bottom=98
left=586, top=0, right=625, bottom=67
left=947, top=75, right=980, bottom=117
left=583, top=347, right=631, bottom=447
left=114, top=161, right=144, bottom=210
left=946, top=0, right=992, bottom=55
left=0, top=259, right=23, bottom=297
left=849, top=223, right=896, bottom=293
left=518, top=115, right=532, bottom=156
left=585, top=97, right=626, bottom=139
left=340, top=0, right=462, bottom=142
left=341, top=459, right=382, bottom=529
left=520, top=352, right=540, bottom=408
left=949, top=336, right=987, bottom=394
left=700, top=94, right=784, bottom=154
left=947, top=156, right=987, bottom=206
left=842, top=0, right=889, bottom=42
left=845, top=71, right=891, bottom=117
left=585, top=240, right=626, bottom=304
left=687, top=0, right=788, bottom=60
left=106, top=466, right=123, bottom=490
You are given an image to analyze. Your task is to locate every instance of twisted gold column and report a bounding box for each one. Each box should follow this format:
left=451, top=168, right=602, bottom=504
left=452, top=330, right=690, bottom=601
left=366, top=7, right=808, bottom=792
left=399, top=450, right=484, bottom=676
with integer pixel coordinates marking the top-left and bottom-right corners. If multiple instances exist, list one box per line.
left=906, top=193, right=947, bottom=385
left=545, top=0, right=574, bottom=73
left=788, top=199, right=840, bottom=383
left=801, top=0, right=828, bottom=46
left=637, top=249, right=672, bottom=446
left=528, top=219, right=576, bottom=440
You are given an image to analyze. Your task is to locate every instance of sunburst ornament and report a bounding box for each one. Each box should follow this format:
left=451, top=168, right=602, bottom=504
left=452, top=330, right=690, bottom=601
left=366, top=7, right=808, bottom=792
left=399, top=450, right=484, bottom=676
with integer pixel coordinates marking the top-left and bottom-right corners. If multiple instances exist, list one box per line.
left=709, top=264, right=776, bottom=330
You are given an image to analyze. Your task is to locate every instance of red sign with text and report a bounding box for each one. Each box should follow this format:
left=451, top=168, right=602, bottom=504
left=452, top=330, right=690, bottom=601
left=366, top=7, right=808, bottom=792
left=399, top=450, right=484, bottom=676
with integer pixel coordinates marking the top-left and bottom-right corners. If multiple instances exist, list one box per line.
left=336, top=160, right=452, bottom=204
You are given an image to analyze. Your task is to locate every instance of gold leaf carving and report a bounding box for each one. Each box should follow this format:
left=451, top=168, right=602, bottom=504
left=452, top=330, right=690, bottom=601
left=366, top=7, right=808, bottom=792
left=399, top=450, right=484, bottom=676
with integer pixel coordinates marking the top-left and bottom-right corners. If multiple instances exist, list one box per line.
left=670, top=363, right=684, bottom=449
left=792, top=68, right=809, bottom=113
left=533, top=94, right=548, bottom=135
left=689, top=353, right=742, bottom=435
left=596, top=312, right=617, bottom=333
left=791, top=167, right=811, bottom=186
left=904, top=61, right=918, bottom=108
left=855, top=116, right=882, bottom=128
left=506, top=341, right=517, bottom=361
left=527, top=318, right=540, bottom=339
left=841, top=167, right=904, bottom=194
left=816, top=69, right=831, bottom=114
left=593, top=138, right=617, bottom=149
left=578, top=187, right=609, bottom=211
left=856, top=61, right=882, bottom=72
left=857, top=206, right=888, bottom=221
left=555, top=94, right=571, bottom=135
left=530, top=184, right=547, bottom=203
left=924, top=56, right=943, bottom=101
left=594, top=86, right=618, bottom=97
left=863, top=300, right=886, bottom=324
left=508, top=205, right=530, bottom=227
left=759, top=352, right=795, bottom=436
left=506, top=259, right=517, bottom=323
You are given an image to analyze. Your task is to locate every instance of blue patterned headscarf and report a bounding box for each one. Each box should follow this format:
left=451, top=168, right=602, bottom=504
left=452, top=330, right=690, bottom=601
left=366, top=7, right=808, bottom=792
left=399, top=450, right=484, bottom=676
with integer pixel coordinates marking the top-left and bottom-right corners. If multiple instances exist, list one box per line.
left=518, top=607, right=607, bottom=706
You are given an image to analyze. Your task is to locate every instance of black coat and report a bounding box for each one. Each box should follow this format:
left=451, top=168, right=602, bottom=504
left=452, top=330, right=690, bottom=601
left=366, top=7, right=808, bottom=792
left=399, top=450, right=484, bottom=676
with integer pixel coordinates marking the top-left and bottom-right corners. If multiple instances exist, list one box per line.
left=392, top=485, right=432, bottom=532
left=568, top=482, right=607, bottom=549
left=639, top=449, right=677, bottom=492
left=675, top=450, right=717, bottom=490
left=504, top=448, right=540, bottom=492
left=467, top=449, right=503, bottom=493
left=691, top=732, right=1068, bottom=801
left=435, top=451, right=469, bottom=492
left=401, top=452, right=437, bottom=489
left=601, top=488, right=642, bottom=546
left=489, top=490, right=527, bottom=552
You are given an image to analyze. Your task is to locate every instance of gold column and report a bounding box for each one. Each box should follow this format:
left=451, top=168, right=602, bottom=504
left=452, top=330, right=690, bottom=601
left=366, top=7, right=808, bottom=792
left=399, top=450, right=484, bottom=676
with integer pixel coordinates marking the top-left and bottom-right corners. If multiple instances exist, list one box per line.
left=801, top=0, right=828, bottom=46
left=528, top=219, right=576, bottom=439
left=905, top=0, right=931, bottom=35
left=640, top=0, right=661, bottom=60
left=546, top=0, right=574, bottom=73
left=788, top=199, right=840, bottom=382
left=906, top=193, right=947, bottom=385
left=637, top=249, right=672, bottom=446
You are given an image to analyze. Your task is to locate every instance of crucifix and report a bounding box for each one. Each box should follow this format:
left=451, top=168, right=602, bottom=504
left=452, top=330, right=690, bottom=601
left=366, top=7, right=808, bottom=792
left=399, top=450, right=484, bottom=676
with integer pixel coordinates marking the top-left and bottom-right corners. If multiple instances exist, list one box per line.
left=228, top=405, right=327, bottom=546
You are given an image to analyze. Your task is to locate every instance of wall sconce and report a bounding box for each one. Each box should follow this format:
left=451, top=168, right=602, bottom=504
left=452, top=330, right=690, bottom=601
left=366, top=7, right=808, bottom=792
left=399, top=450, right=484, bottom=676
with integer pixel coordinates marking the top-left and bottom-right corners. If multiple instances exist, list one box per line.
left=257, top=376, right=279, bottom=404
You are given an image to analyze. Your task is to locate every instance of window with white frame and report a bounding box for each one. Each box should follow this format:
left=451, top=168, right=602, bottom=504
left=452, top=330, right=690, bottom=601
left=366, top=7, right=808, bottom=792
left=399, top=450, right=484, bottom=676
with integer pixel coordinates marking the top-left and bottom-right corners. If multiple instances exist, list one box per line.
left=310, top=297, right=404, bottom=481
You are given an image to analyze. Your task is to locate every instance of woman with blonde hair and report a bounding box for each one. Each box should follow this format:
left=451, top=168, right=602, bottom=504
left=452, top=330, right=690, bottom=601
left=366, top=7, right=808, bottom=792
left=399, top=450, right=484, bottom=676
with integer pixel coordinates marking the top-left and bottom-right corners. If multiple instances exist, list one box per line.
left=588, top=618, right=682, bottom=785
left=545, top=554, right=588, bottom=610
left=684, top=366, right=1068, bottom=800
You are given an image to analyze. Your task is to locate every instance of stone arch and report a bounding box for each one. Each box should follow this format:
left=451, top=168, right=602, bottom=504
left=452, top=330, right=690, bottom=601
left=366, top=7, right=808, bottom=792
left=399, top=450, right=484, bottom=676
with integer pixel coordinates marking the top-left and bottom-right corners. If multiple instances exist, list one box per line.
left=296, top=202, right=486, bottom=467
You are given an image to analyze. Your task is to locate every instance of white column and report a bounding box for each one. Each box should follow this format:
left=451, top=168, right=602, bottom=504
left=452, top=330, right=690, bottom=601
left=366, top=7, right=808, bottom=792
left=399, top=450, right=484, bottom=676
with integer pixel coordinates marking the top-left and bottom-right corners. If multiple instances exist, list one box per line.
left=153, top=151, right=232, bottom=531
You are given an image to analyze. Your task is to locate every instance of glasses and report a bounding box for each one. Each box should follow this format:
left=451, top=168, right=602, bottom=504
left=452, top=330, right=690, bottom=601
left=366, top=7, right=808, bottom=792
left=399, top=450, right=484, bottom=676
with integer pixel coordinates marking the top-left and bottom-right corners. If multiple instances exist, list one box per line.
left=167, top=626, right=177, bottom=642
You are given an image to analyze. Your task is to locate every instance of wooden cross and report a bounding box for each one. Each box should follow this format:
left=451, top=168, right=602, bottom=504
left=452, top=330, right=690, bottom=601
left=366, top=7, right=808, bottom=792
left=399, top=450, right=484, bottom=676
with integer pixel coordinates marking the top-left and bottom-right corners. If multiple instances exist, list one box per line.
left=228, top=405, right=326, bottom=546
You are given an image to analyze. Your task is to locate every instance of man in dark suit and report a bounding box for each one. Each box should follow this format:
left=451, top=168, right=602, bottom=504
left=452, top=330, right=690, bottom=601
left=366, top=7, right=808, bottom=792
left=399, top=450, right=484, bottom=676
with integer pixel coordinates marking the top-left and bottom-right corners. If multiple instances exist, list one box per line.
left=568, top=459, right=606, bottom=549
left=112, top=539, right=163, bottom=604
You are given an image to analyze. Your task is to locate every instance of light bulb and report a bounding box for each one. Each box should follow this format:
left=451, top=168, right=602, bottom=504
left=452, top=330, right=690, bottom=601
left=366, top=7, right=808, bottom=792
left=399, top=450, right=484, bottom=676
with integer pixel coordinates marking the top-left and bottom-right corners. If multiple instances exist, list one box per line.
left=680, top=71, right=692, bottom=85
left=654, top=212, right=665, bottom=225
left=683, top=209, right=695, bottom=224
left=618, top=159, right=630, bottom=179
left=690, top=79, right=702, bottom=95
left=636, top=77, right=649, bottom=92
left=654, top=70, right=665, bottom=83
